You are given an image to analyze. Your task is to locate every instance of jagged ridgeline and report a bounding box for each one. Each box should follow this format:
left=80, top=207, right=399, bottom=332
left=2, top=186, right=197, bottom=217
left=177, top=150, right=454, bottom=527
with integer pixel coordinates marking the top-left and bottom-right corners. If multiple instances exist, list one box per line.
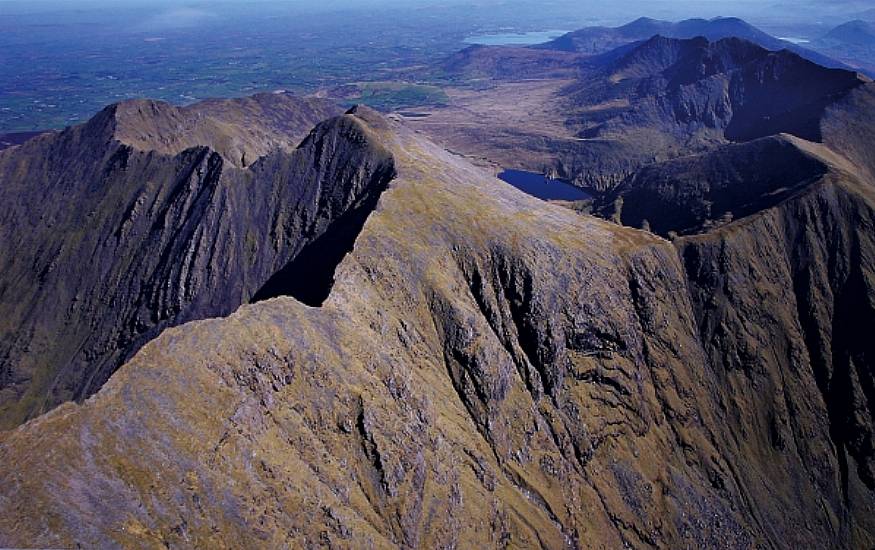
left=0, top=94, right=396, bottom=428
left=0, top=88, right=874, bottom=548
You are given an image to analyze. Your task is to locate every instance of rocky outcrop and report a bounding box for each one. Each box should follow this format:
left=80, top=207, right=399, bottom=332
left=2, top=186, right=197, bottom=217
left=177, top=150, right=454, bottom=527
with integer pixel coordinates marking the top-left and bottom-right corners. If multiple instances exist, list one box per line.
left=0, top=105, right=873, bottom=549
left=0, top=97, right=396, bottom=429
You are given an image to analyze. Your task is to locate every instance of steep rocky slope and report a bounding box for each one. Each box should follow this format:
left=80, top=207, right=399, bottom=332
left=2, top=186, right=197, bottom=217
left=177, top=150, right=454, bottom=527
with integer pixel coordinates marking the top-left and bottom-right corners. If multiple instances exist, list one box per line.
left=676, top=175, right=875, bottom=544
left=0, top=95, right=405, bottom=429
left=592, top=84, right=875, bottom=537
left=0, top=103, right=873, bottom=548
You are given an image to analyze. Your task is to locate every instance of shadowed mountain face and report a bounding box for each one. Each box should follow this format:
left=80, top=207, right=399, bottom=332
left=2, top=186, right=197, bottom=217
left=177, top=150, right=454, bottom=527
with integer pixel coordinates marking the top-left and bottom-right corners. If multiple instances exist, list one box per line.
left=593, top=81, right=875, bottom=234
left=595, top=135, right=832, bottom=235
left=0, top=100, right=874, bottom=549
left=413, top=36, right=869, bottom=192
left=0, top=96, right=400, bottom=429
left=537, top=16, right=858, bottom=74
left=564, top=36, right=866, bottom=145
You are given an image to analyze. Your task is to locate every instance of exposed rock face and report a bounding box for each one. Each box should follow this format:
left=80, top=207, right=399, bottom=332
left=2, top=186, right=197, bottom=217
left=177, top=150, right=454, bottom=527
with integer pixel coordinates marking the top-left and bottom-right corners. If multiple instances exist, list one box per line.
left=0, top=100, right=873, bottom=549
left=677, top=177, right=875, bottom=529
left=0, top=96, right=403, bottom=429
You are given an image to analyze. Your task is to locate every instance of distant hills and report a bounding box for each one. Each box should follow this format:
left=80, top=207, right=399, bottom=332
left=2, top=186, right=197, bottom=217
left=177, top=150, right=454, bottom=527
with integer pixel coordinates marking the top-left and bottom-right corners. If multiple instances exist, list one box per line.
left=823, top=19, right=875, bottom=45
left=535, top=16, right=858, bottom=74
left=438, top=45, right=584, bottom=82
left=433, top=16, right=872, bottom=84
left=565, top=35, right=866, bottom=145
left=812, top=20, right=875, bottom=75
left=538, top=16, right=775, bottom=54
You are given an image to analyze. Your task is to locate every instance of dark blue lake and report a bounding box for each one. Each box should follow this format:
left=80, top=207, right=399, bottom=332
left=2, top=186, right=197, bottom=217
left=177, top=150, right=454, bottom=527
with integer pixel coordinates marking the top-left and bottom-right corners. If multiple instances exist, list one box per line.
left=498, top=170, right=591, bottom=201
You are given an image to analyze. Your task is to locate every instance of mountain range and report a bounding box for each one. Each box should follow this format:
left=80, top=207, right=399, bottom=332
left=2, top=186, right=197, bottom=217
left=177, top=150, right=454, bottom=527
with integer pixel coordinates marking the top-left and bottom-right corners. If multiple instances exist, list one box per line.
left=535, top=16, right=862, bottom=74
left=813, top=19, right=875, bottom=75
left=1, top=27, right=874, bottom=550
left=409, top=35, right=872, bottom=194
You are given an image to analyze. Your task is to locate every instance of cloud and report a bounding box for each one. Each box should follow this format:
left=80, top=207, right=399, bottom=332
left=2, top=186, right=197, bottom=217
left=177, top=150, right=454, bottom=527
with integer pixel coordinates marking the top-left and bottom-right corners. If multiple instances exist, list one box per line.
left=136, top=7, right=217, bottom=32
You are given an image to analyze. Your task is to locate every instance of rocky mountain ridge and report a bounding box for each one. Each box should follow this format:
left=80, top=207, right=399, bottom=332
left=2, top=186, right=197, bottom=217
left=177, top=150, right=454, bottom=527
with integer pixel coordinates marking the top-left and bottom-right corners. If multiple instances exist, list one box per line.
left=0, top=93, right=873, bottom=548
left=0, top=95, right=397, bottom=429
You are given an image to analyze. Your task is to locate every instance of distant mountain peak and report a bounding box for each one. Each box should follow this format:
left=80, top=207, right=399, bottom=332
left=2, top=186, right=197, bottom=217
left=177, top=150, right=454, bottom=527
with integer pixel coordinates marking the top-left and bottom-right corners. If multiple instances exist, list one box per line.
left=824, top=19, right=875, bottom=44
left=560, top=34, right=867, bottom=152
left=536, top=15, right=855, bottom=74
left=619, top=16, right=663, bottom=32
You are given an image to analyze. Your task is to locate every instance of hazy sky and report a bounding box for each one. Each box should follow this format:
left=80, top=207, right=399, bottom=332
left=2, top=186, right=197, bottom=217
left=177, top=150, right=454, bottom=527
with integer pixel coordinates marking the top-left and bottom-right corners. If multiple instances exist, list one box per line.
left=1, top=0, right=871, bottom=24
